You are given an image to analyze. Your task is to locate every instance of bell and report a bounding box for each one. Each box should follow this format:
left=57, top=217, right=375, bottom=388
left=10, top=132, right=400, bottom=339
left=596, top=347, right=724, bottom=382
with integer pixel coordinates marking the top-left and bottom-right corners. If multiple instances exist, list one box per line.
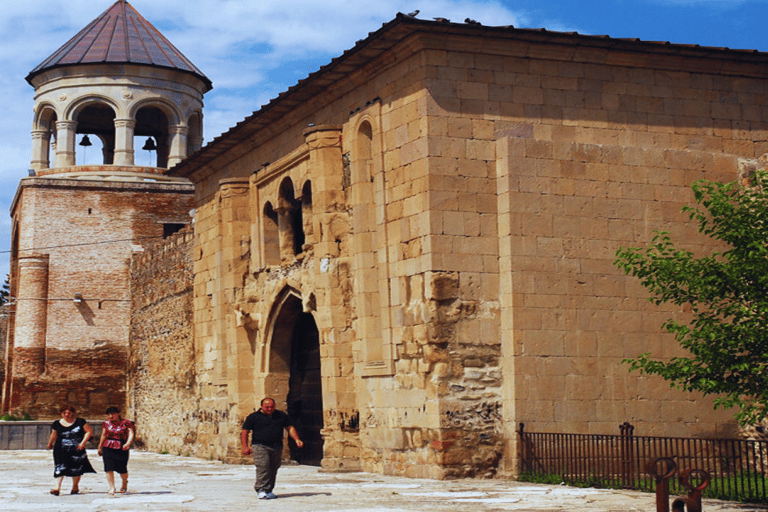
left=142, top=137, right=157, bottom=151
left=79, top=134, right=92, bottom=147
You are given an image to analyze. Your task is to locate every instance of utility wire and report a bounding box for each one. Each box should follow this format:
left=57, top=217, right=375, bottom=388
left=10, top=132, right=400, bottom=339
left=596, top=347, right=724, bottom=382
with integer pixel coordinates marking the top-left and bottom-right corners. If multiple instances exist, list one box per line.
left=0, top=235, right=168, bottom=254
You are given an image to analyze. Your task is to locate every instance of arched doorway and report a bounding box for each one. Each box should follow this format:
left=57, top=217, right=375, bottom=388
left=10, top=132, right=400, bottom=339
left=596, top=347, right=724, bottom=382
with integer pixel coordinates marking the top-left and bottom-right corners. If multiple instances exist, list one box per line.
left=287, top=312, right=323, bottom=465
left=267, top=291, right=324, bottom=465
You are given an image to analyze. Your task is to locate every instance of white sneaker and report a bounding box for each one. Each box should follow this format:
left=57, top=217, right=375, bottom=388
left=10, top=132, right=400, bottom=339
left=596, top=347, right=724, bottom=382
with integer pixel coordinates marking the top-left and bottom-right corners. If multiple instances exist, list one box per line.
left=257, top=491, right=268, bottom=499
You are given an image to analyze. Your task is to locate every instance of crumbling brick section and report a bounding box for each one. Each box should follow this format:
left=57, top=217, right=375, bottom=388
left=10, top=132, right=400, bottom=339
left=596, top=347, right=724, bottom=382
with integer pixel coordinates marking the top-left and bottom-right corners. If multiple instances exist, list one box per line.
left=129, top=227, right=197, bottom=454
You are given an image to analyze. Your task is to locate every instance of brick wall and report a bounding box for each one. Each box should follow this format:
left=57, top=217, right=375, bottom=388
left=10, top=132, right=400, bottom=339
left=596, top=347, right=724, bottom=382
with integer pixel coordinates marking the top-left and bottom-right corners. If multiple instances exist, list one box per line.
left=128, top=227, right=198, bottom=454
left=5, top=176, right=194, bottom=419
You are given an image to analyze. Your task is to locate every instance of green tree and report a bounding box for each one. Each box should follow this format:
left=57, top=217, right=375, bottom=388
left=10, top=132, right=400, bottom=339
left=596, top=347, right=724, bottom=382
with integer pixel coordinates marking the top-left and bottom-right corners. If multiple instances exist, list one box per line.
left=615, top=171, right=768, bottom=425
left=0, top=274, right=8, bottom=306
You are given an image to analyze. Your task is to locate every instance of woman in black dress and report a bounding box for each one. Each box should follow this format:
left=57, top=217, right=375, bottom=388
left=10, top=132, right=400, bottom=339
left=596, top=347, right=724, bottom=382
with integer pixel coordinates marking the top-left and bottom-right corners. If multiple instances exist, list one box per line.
left=46, top=405, right=96, bottom=495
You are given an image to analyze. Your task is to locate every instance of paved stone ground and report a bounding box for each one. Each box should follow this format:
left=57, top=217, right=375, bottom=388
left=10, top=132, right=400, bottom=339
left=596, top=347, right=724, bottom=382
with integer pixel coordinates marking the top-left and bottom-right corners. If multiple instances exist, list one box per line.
left=2, top=450, right=767, bottom=511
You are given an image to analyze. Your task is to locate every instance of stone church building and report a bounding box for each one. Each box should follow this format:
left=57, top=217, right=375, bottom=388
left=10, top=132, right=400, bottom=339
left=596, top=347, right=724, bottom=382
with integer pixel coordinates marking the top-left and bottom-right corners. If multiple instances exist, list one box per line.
left=5, top=2, right=768, bottom=479
left=165, top=14, right=768, bottom=477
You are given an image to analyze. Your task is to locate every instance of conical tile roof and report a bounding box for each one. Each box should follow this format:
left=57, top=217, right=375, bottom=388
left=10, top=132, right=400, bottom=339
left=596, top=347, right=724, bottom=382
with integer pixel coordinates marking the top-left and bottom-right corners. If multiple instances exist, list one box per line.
left=26, top=0, right=211, bottom=90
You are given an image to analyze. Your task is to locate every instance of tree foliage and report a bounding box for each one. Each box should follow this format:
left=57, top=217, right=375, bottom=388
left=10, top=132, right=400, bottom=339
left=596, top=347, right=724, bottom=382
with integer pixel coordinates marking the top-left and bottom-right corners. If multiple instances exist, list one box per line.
left=0, top=274, right=8, bottom=306
left=615, top=171, right=768, bottom=425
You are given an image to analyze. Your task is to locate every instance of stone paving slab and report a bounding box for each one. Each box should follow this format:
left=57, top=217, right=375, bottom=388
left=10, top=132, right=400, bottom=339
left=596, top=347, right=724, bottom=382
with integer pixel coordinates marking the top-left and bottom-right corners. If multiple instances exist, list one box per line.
left=2, top=450, right=767, bottom=511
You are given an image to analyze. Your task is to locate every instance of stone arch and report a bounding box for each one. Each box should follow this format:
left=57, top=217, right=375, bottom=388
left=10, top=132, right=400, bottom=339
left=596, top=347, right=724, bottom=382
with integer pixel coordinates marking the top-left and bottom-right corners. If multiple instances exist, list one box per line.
left=262, top=286, right=324, bottom=465
left=278, top=177, right=304, bottom=258
left=134, top=104, right=173, bottom=167
left=354, top=120, right=374, bottom=185
left=128, top=98, right=181, bottom=126
left=66, top=95, right=122, bottom=121
left=263, top=201, right=280, bottom=266
left=65, top=96, right=120, bottom=166
left=350, top=117, right=385, bottom=371
left=31, top=104, right=58, bottom=170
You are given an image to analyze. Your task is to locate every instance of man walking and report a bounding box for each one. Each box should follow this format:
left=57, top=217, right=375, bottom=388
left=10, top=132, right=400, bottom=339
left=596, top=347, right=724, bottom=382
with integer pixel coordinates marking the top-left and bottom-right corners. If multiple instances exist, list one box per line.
left=241, top=397, right=303, bottom=499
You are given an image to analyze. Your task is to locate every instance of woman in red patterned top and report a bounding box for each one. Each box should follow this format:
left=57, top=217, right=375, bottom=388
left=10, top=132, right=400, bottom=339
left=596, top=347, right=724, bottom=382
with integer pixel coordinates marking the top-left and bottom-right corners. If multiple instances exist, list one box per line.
left=97, top=406, right=135, bottom=496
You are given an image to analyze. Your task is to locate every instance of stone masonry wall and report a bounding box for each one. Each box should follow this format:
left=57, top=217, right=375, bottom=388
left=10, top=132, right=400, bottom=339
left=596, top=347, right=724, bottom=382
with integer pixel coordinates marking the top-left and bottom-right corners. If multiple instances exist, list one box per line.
left=129, top=227, right=197, bottom=454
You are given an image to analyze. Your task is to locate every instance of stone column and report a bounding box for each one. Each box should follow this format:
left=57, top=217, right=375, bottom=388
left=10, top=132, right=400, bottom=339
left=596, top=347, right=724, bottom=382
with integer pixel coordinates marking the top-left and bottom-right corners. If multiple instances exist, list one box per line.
left=54, top=120, right=77, bottom=167
left=30, top=129, right=51, bottom=171
left=167, top=125, right=189, bottom=168
left=12, top=254, right=50, bottom=378
left=113, top=118, right=136, bottom=166
left=276, top=205, right=296, bottom=262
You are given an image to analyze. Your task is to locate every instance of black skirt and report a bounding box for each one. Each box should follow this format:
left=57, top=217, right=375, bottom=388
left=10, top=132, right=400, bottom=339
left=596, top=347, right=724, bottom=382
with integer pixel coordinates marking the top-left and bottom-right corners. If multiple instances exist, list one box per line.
left=102, top=447, right=130, bottom=474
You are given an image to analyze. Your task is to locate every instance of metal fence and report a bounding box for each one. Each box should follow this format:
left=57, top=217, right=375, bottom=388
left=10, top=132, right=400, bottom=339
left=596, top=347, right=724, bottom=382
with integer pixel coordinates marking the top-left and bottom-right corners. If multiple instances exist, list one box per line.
left=0, top=421, right=102, bottom=450
left=519, top=422, right=768, bottom=502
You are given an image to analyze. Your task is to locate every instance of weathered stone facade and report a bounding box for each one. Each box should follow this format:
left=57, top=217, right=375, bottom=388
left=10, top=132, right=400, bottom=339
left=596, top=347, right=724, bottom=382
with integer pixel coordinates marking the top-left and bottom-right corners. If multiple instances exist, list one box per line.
left=128, top=227, right=197, bottom=454
left=167, top=15, right=768, bottom=478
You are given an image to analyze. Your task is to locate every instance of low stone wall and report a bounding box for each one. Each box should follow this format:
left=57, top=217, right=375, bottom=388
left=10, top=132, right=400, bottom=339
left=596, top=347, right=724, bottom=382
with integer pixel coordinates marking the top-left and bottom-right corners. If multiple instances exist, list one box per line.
left=128, top=227, right=198, bottom=455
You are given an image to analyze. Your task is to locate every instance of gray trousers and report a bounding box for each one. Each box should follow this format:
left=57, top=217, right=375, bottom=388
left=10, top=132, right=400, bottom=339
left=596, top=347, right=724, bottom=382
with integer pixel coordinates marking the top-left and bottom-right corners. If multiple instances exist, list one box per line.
left=252, top=444, right=282, bottom=493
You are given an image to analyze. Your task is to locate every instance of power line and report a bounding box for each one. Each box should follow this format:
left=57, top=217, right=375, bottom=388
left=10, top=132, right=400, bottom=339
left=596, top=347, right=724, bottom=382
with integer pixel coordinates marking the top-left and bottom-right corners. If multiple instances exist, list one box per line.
left=0, top=235, right=168, bottom=255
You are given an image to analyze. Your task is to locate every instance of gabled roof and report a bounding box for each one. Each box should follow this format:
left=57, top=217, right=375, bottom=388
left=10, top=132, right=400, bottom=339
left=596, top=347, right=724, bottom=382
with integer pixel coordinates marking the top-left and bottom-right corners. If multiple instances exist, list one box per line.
left=26, top=0, right=211, bottom=90
left=169, top=13, right=768, bottom=181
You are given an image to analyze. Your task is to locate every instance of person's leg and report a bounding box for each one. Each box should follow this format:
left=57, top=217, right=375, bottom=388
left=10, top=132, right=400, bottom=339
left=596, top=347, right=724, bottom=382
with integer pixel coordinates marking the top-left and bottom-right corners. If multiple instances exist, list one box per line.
left=119, top=472, right=128, bottom=492
left=71, top=475, right=81, bottom=493
left=251, top=444, right=271, bottom=495
left=266, top=447, right=282, bottom=494
left=51, top=476, right=64, bottom=494
left=106, top=471, right=116, bottom=495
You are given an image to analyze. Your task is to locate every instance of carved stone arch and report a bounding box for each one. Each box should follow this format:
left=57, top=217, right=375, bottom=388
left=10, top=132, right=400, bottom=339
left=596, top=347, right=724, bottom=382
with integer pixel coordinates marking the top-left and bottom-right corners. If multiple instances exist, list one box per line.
left=66, top=95, right=121, bottom=121
left=262, top=285, right=324, bottom=465
left=263, top=286, right=302, bottom=374
left=33, top=102, right=59, bottom=130
left=128, top=97, right=182, bottom=126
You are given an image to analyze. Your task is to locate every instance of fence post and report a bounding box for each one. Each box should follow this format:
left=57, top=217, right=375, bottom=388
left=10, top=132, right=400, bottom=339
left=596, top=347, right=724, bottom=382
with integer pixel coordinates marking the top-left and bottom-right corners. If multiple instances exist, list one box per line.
left=518, top=423, right=526, bottom=473
left=620, top=422, right=635, bottom=487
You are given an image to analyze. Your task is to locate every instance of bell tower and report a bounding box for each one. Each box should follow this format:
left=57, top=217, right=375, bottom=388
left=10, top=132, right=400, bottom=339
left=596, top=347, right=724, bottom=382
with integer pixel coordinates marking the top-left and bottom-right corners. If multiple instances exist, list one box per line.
left=2, top=0, right=211, bottom=418
left=26, top=0, right=211, bottom=173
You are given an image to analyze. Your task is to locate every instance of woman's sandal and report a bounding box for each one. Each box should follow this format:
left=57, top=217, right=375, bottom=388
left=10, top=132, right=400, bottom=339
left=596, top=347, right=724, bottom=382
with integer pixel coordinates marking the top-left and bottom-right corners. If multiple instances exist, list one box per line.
left=49, top=489, right=60, bottom=496
left=119, top=487, right=127, bottom=494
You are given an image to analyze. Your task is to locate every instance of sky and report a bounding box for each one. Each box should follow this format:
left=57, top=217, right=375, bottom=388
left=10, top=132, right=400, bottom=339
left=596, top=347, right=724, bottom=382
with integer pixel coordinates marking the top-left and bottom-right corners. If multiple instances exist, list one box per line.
left=1, top=0, right=767, bottom=279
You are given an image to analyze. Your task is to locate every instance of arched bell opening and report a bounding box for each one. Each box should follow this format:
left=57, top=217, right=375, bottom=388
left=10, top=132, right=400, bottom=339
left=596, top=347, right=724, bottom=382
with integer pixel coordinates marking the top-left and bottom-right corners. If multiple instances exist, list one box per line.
left=135, top=106, right=169, bottom=168
left=32, top=106, right=57, bottom=170
left=74, top=103, right=116, bottom=165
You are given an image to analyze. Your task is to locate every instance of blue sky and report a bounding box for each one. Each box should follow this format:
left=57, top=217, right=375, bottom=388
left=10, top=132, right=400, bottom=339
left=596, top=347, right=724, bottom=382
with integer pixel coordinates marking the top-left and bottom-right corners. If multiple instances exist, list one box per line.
left=1, top=0, right=767, bottom=278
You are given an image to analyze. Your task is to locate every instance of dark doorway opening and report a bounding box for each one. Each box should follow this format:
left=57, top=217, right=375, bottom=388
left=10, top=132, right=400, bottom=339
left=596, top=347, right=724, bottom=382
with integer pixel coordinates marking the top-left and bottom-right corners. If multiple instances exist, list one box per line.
left=287, top=312, right=323, bottom=465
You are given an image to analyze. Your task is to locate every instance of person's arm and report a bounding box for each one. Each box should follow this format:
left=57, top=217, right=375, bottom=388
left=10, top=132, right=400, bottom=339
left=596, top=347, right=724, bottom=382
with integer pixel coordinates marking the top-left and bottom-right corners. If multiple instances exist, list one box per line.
left=241, top=429, right=252, bottom=455
left=287, top=426, right=303, bottom=448
left=78, top=422, right=92, bottom=451
left=122, top=423, right=135, bottom=451
left=97, top=426, right=106, bottom=456
left=46, top=429, right=57, bottom=450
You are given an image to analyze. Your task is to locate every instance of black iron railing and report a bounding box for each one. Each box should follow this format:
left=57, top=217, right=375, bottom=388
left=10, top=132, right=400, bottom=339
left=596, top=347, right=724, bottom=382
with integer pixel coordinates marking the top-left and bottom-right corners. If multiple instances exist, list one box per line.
left=519, top=423, right=768, bottom=503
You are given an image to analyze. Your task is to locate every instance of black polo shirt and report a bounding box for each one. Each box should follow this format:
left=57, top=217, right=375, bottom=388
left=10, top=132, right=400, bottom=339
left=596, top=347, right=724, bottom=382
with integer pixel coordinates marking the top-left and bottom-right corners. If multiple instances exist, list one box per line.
left=242, top=410, right=292, bottom=449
